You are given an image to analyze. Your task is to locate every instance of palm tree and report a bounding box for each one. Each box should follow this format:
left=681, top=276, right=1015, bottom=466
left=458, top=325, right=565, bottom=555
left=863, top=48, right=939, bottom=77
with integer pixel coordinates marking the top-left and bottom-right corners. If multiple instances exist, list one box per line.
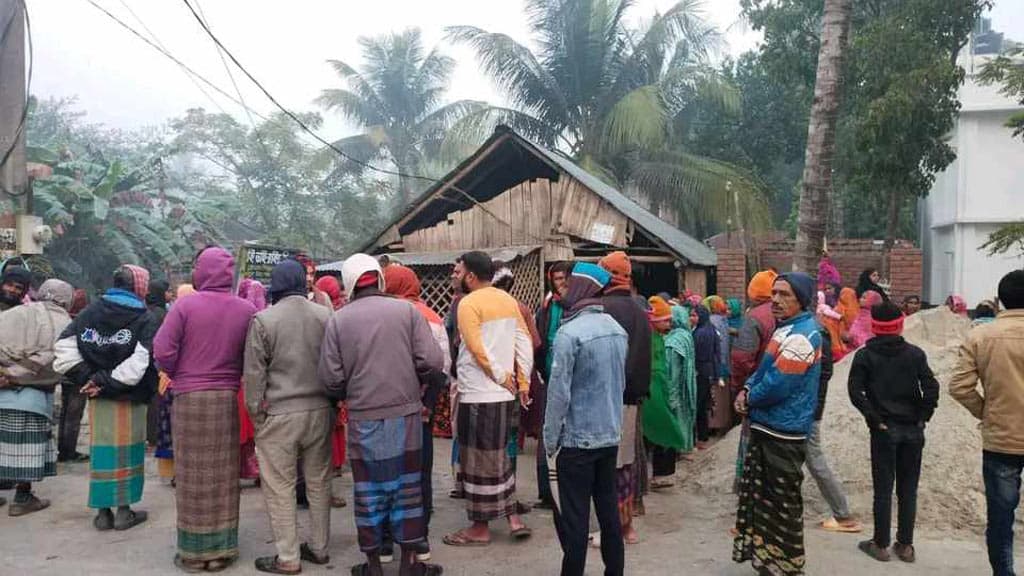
left=446, top=0, right=769, bottom=234
left=792, top=0, right=853, bottom=273
left=317, top=28, right=486, bottom=205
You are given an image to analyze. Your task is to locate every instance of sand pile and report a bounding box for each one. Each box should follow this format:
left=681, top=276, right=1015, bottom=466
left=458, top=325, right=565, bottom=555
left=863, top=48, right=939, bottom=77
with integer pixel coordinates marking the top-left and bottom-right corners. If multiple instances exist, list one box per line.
left=683, top=307, right=991, bottom=534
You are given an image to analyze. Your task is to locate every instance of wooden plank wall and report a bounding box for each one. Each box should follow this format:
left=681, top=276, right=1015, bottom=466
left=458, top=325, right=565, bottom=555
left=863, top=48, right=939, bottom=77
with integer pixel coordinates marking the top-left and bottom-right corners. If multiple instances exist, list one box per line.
left=399, top=177, right=629, bottom=254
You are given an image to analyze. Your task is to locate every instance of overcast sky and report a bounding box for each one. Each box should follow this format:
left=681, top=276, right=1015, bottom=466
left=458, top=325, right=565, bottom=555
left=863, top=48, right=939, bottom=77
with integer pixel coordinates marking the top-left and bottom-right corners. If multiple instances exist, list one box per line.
left=29, top=0, right=1024, bottom=141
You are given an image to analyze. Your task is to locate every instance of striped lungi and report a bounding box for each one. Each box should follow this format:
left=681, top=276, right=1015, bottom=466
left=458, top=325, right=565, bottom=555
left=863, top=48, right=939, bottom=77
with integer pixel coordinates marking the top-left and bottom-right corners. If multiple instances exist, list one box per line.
left=457, top=401, right=516, bottom=522
left=173, top=390, right=240, bottom=562
left=88, top=399, right=145, bottom=508
left=348, top=412, right=424, bottom=552
left=0, top=409, right=57, bottom=482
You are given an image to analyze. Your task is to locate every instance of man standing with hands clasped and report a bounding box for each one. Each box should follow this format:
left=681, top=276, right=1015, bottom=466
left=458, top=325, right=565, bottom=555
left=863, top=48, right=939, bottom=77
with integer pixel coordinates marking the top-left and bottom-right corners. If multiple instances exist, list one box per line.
left=444, top=251, right=534, bottom=547
left=732, top=272, right=822, bottom=576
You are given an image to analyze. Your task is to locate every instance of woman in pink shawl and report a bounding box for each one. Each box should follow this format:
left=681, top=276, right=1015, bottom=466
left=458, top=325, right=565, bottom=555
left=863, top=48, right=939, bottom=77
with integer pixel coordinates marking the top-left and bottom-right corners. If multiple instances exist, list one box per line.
left=946, top=295, right=968, bottom=316
left=236, top=278, right=266, bottom=481
left=849, top=290, right=884, bottom=349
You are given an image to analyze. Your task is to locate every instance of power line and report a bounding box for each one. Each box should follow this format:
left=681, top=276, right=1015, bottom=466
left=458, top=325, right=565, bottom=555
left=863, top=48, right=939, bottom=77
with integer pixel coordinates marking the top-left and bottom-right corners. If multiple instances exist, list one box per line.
left=179, top=0, right=434, bottom=185
left=0, top=0, right=33, bottom=196
left=189, top=0, right=263, bottom=139
left=113, top=0, right=231, bottom=117
left=84, top=0, right=271, bottom=124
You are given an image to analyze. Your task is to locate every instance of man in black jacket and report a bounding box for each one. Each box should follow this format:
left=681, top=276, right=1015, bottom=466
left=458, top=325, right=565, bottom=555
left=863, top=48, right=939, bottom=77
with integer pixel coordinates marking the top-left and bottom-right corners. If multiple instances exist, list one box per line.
left=848, top=300, right=939, bottom=564
left=598, top=252, right=651, bottom=544
left=54, top=265, right=158, bottom=532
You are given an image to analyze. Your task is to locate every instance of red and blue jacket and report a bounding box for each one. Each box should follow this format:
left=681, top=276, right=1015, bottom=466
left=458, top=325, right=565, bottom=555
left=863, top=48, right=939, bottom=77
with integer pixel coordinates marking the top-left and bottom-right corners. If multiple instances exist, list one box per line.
left=745, top=311, right=822, bottom=439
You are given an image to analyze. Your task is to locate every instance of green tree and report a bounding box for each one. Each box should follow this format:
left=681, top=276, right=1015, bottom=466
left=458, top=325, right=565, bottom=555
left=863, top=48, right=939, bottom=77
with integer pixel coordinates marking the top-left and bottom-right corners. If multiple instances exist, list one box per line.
left=25, top=97, right=227, bottom=290
left=741, top=0, right=988, bottom=250
left=168, top=108, right=385, bottom=258
left=316, top=28, right=485, bottom=205
left=447, top=0, right=769, bottom=236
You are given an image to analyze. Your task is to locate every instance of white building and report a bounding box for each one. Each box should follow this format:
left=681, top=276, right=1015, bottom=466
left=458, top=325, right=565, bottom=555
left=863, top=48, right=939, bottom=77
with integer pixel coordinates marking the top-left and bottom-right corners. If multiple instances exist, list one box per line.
left=920, top=53, right=1024, bottom=307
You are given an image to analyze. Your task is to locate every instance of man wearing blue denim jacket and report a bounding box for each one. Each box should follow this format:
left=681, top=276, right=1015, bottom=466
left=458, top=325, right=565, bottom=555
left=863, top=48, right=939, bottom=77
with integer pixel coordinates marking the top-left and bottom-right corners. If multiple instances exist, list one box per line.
left=544, top=262, right=628, bottom=576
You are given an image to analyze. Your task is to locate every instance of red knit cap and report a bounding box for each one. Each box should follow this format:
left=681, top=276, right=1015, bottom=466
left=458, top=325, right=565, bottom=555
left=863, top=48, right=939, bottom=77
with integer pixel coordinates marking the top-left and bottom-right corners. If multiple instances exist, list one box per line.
left=355, top=271, right=379, bottom=288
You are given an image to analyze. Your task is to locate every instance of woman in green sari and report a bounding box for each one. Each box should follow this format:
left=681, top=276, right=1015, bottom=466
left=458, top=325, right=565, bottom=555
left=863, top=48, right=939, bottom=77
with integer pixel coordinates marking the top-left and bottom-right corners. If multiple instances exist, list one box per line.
left=641, top=297, right=688, bottom=489
left=665, top=305, right=697, bottom=458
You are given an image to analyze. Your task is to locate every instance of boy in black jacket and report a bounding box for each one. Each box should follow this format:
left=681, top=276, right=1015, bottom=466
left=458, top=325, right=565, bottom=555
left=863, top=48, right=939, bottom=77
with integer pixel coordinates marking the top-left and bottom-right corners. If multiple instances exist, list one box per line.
left=848, top=301, right=939, bottom=564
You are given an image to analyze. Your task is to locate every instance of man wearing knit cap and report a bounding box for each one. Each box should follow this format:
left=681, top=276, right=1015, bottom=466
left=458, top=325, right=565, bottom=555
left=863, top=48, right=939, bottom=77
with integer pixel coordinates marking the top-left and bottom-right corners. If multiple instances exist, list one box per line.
left=544, top=262, right=627, bottom=576
left=950, top=269, right=1024, bottom=575
left=0, top=266, right=31, bottom=312
left=729, top=269, right=777, bottom=491
left=318, top=253, right=445, bottom=576
left=597, top=251, right=651, bottom=543
left=732, top=272, right=822, bottom=576
left=849, top=300, right=938, bottom=564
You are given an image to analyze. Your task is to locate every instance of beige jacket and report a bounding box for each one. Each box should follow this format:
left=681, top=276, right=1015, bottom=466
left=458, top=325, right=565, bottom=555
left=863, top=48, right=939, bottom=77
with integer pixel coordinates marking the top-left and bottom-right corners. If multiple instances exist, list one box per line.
left=0, top=301, right=72, bottom=387
left=244, top=295, right=332, bottom=420
left=949, top=309, right=1024, bottom=455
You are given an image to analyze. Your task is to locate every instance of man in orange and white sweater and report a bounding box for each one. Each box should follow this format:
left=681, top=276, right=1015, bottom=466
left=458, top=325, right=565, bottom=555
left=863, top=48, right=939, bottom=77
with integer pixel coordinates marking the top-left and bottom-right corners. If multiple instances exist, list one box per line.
left=443, top=251, right=535, bottom=548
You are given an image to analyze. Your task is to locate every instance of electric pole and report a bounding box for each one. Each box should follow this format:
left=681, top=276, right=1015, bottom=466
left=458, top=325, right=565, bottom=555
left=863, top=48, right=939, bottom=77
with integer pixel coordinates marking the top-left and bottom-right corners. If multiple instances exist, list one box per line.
left=0, top=0, right=26, bottom=228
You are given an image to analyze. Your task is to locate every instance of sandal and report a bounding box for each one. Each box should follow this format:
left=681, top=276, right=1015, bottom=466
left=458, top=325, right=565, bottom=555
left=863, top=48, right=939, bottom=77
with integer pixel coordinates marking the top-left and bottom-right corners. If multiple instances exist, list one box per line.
left=254, top=556, right=301, bottom=575
left=114, top=509, right=148, bottom=531
left=510, top=526, right=532, bottom=540
left=94, top=509, right=114, bottom=531
left=300, top=543, right=329, bottom=565
left=442, top=530, right=490, bottom=547
left=821, top=516, right=863, bottom=533
left=350, top=564, right=370, bottom=576
left=174, top=555, right=206, bottom=574
left=416, top=563, right=444, bottom=576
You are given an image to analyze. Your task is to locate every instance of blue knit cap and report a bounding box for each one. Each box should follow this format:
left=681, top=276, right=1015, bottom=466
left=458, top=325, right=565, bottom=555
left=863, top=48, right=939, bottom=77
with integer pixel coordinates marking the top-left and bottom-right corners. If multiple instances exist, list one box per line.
left=777, top=272, right=815, bottom=310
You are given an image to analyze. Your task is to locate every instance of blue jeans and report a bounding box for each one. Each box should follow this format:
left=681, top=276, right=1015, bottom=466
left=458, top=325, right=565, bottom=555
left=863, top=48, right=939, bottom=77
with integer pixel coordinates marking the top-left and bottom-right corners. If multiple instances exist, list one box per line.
left=984, top=451, right=1024, bottom=576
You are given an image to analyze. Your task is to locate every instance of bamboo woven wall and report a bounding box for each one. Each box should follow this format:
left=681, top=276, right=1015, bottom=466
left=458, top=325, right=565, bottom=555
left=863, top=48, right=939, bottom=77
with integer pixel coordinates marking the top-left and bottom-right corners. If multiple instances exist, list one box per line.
left=410, top=251, right=543, bottom=317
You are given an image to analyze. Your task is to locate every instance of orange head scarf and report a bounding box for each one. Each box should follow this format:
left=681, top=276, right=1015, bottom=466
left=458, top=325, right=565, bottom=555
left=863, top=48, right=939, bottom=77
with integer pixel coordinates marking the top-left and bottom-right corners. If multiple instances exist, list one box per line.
left=648, top=296, right=672, bottom=322
left=383, top=264, right=421, bottom=302
left=837, top=287, right=859, bottom=327
left=747, top=270, right=778, bottom=303
left=598, top=251, right=632, bottom=293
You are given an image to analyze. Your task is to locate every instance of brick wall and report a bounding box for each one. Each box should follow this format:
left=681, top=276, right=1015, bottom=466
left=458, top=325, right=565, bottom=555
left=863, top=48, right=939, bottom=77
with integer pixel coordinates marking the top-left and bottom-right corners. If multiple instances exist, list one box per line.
left=715, top=248, right=747, bottom=300
left=712, top=235, right=922, bottom=303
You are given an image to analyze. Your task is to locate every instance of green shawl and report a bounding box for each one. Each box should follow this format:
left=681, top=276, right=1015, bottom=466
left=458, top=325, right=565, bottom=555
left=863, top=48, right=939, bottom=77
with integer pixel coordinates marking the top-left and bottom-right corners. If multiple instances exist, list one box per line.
left=641, top=329, right=687, bottom=450
left=664, top=306, right=697, bottom=453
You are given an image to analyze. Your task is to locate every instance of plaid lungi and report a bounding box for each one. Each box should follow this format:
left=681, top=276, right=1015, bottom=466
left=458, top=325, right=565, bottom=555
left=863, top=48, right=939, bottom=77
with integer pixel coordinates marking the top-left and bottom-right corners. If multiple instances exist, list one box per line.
left=88, top=399, right=145, bottom=508
left=173, top=390, right=240, bottom=562
left=733, top=429, right=807, bottom=576
left=457, top=401, right=516, bottom=522
left=348, top=412, right=425, bottom=552
left=0, top=408, right=57, bottom=482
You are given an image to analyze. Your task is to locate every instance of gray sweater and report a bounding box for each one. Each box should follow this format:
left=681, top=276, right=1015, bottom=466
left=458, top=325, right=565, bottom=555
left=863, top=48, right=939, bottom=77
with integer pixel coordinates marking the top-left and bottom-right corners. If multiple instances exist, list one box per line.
left=244, top=295, right=332, bottom=419
left=317, top=292, right=443, bottom=421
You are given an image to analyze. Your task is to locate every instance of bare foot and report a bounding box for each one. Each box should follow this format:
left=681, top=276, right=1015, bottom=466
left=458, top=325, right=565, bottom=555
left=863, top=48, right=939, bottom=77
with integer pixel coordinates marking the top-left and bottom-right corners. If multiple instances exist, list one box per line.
left=623, top=526, right=640, bottom=545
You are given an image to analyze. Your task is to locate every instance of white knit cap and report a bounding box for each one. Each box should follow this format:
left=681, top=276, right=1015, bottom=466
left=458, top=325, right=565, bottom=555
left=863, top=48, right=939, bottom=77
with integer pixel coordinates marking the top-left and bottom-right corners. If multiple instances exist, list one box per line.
left=341, top=253, right=384, bottom=294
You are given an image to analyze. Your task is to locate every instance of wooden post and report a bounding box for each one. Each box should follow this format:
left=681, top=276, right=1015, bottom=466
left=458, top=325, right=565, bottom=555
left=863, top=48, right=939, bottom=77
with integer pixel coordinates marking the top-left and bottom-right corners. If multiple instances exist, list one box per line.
left=0, top=0, right=26, bottom=227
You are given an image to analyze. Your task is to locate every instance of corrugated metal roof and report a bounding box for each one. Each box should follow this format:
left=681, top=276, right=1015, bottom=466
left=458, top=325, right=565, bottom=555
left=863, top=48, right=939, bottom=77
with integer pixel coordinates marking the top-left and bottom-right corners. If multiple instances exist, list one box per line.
left=357, top=126, right=716, bottom=267
left=318, top=245, right=541, bottom=272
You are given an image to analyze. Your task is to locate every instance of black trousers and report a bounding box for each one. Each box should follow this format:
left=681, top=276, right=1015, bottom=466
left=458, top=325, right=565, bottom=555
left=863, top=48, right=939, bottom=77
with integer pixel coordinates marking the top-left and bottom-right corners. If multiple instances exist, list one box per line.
left=57, top=379, right=88, bottom=459
left=696, top=375, right=713, bottom=442
left=870, top=424, right=924, bottom=547
left=649, top=442, right=676, bottom=477
left=554, top=446, right=624, bottom=576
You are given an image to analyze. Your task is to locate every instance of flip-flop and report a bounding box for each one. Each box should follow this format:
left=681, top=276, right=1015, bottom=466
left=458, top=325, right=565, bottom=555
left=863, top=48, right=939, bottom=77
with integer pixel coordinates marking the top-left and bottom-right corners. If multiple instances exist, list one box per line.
left=821, top=517, right=864, bottom=533
left=351, top=563, right=370, bottom=576
left=204, top=558, right=234, bottom=573
left=300, top=543, right=329, bottom=565
left=510, top=526, right=532, bottom=540
left=417, top=563, right=444, bottom=576
left=94, top=510, right=114, bottom=531
left=442, top=531, right=490, bottom=547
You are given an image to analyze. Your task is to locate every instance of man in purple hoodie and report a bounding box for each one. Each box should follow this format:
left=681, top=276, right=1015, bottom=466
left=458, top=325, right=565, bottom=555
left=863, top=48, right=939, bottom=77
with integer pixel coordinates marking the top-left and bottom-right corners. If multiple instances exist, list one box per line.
left=154, top=246, right=255, bottom=572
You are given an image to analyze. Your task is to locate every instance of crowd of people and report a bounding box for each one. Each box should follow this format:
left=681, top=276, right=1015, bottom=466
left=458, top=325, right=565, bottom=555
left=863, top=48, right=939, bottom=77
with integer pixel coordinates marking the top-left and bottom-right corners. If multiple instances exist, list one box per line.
left=0, top=247, right=1021, bottom=576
